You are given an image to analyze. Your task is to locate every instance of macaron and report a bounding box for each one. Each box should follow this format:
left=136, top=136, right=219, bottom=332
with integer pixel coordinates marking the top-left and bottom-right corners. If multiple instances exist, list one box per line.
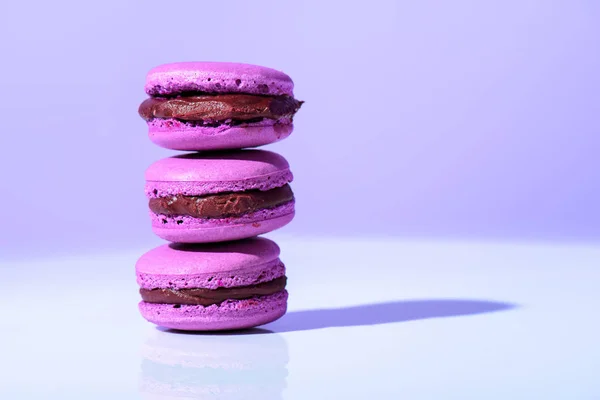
left=136, top=238, right=288, bottom=331
left=145, top=149, right=295, bottom=243
left=140, top=330, right=288, bottom=398
left=138, top=61, right=303, bottom=151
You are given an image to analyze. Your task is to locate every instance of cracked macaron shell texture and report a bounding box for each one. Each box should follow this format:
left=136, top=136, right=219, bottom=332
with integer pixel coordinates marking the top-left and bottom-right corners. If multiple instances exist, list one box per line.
left=151, top=209, right=295, bottom=243
left=139, top=291, right=288, bottom=331
left=144, top=61, right=294, bottom=96
left=136, top=238, right=285, bottom=290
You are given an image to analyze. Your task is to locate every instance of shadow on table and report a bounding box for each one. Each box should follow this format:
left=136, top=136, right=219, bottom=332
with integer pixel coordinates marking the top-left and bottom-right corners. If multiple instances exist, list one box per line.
left=158, top=299, right=516, bottom=335
left=265, top=299, right=516, bottom=333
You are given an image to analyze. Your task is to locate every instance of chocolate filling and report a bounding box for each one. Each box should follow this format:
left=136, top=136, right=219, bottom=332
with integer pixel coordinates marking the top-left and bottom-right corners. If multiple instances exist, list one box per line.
left=140, top=276, right=287, bottom=306
left=149, top=185, right=294, bottom=218
left=138, top=94, right=303, bottom=123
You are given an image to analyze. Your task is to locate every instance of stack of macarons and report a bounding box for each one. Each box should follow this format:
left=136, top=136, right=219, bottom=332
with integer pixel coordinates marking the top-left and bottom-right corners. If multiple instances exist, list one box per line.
left=136, top=62, right=302, bottom=331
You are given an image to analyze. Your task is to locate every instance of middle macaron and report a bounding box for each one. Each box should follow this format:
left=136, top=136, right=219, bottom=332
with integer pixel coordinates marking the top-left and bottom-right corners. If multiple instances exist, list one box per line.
left=145, top=149, right=295, bottom=243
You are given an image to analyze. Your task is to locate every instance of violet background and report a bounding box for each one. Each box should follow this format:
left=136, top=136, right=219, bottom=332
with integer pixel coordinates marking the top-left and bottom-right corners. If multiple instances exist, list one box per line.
left=1, top=1, right=599, bottom=259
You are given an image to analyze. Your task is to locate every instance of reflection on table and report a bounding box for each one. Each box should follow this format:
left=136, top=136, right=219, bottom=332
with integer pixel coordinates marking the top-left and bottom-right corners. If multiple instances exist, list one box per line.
left=139, top=329, right=288, bottom=399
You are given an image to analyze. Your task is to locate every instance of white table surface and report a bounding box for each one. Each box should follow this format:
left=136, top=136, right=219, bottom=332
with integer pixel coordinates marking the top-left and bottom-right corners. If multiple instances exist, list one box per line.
left=2, top=236, right=599, bottom=399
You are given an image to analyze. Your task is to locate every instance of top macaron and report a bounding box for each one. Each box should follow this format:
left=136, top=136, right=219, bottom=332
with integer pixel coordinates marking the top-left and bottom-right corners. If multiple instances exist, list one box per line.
left=139, top=62, right=303, bottom=151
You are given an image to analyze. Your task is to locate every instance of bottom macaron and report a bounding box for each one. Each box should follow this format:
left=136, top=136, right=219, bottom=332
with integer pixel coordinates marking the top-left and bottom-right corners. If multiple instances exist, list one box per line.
left=136, top=238, right=288, bottom=331
left=139, top=291, right=288, bottom=331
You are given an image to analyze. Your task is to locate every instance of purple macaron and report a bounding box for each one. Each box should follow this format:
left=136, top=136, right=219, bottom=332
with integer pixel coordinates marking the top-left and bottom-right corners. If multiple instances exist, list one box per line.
left=145, top=149, right=295, bottom=243
left=136, top=238, right=288, bottom=331
left=138, top=62, right=303, bottom=151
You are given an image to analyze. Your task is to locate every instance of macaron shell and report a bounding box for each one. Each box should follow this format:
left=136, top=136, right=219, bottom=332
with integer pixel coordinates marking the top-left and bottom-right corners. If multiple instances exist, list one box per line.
left=137, top=237, right=280, bottom=275
left=145, top=150, right=293, bottom=197
left=145, top=150, right=290, bottom=182
left=145, top=62, right=294, bottom=97
left=138, top=290, right=288, bottom=331
left=148, top=121, right=293, bottom=151
left=151, top=206, right=295, bottom=243
left=136, top=237, right=285, bottom=290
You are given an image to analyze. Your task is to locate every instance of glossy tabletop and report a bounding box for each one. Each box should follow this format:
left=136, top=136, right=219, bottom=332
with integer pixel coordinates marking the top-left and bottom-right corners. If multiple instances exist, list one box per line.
left=2, top=236, right=599, bottom=399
